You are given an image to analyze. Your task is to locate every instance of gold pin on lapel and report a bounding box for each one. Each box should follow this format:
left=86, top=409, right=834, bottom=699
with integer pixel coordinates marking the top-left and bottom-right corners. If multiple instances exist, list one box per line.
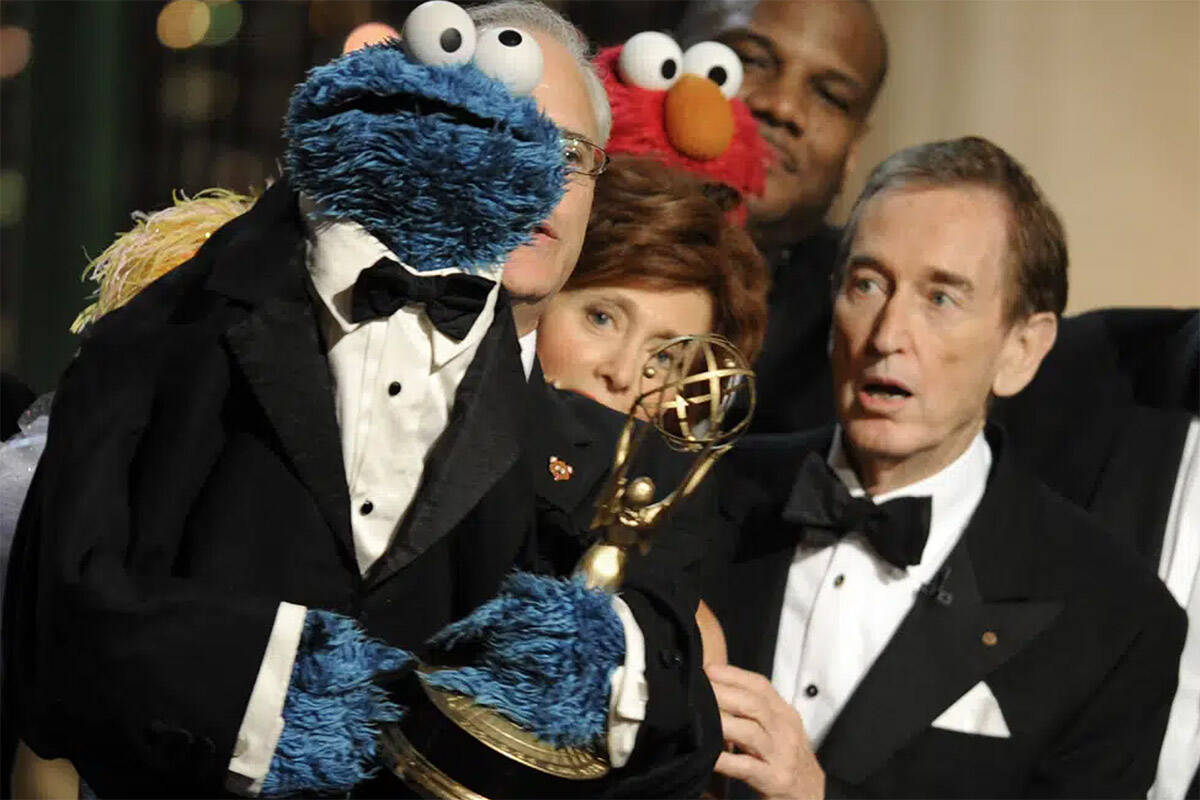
left=981, top=630, right=999, bottom=647
left=548, top=456, right=573, bottom=482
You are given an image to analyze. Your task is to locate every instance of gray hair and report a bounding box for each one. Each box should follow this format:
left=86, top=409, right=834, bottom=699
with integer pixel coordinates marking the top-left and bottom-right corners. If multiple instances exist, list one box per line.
left=838, top=136, right=1068, bottom=320
left=468, top=1, right=612, bottom=144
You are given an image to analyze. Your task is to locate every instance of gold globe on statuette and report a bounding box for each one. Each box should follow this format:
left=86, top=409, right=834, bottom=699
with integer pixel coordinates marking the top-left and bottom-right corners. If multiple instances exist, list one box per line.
left=380, top=334, right=756, bottom=799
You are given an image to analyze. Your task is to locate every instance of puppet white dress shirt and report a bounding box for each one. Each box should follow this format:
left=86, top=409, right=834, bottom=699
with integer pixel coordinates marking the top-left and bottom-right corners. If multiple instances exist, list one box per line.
left=771, top=430, right=992, bottom=748
left=228, top=206, right=643, bottom=792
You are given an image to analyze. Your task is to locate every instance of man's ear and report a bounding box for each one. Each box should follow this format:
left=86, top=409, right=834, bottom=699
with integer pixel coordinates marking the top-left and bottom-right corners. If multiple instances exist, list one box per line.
left=992, top=311, right=1058, bottom=398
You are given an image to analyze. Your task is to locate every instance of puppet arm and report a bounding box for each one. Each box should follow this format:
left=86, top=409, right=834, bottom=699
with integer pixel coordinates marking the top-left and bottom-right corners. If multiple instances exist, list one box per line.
left=257, top=610, right=412, bottom=796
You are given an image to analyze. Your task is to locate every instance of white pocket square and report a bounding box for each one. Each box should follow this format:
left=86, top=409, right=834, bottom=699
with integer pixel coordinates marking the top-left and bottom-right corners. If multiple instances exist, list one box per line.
left=931, top=680, right=1011, bottom=738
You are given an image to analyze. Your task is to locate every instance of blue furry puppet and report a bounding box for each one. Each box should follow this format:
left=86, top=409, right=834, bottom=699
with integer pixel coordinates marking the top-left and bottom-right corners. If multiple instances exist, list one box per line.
left=5, top=3, right=643, bottom=797
left=259, top=7, right=623, bottom=796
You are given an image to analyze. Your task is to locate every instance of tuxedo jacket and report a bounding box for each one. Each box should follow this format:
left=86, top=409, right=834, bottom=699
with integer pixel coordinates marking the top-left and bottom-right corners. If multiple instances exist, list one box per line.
left=2, top=180, right=719, bottom=797
left=992, top=307, right=1198, bottom=565
left=704, top=427, right=1186, bottom=798
left=529, top=384, right=721, bottom=581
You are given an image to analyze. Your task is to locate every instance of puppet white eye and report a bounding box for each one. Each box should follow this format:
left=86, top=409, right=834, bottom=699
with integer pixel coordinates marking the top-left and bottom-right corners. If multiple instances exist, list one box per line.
left=618, top=31, right=683, bottom=91
left=401, top=0, right=477, bottom=67
left=682, top=41, right=743, bottom=98
left=473, top=26, right=543, bottom=95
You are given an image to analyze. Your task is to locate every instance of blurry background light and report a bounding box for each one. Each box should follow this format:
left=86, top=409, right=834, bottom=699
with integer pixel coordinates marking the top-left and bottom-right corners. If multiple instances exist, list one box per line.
left=343, top=22, right=401, bottom=55
left=157, top=0, right=211, bottom=50
left=202, top=1, right=243, bottom=46
left=161, top=67, right=238, bottom=121
left=0, top=26, right=32, bottom=79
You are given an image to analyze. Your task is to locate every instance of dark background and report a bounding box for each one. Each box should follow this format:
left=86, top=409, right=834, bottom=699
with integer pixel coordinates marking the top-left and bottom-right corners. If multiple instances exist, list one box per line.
left=0, top=0, right=688, bottom=393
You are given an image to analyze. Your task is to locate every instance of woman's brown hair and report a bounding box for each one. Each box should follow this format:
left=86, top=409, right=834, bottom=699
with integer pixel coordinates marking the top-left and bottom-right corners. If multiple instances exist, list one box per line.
left=568, top=156, right=769, bottom=361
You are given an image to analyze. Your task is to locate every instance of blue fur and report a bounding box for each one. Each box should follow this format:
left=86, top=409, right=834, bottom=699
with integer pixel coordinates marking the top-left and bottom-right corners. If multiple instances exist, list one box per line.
left=261, top=610, right=413, bottom=796
left=285, top=41, right=566, bottom=272
left=424, top=572, right=625, bottom=748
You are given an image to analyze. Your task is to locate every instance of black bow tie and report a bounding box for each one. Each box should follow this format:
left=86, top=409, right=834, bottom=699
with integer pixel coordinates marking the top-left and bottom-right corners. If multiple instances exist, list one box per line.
left=782, top=452, right=932, bottom=569
left=349, top=257, right=493, bottom=341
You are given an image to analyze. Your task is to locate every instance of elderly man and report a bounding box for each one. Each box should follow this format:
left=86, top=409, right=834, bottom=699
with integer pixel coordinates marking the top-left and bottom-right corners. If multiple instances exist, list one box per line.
left=680, top=0, right=888, bottom=433
left=3, top=2, right=718, bottom=796
left=704, top=136, right=1185, bottom=797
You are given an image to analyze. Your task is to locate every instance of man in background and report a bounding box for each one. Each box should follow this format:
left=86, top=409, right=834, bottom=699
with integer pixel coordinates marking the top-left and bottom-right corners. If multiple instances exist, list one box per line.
left=680, top=0, right=888, bottom=433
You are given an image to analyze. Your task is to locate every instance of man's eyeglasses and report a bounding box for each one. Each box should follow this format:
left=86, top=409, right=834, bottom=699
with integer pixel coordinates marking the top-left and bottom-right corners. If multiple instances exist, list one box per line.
left=563, top=134, right=608, bottom=177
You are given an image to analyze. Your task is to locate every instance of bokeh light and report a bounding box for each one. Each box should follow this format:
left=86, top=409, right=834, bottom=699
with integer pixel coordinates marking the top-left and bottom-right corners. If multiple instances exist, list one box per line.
left=343, top=22, right=400, bottom=55
left=161, top=67, right=238, bottom=121
left=157, top=0, right=211, bottom=50
left=0, top=26, right=32, bottom=79
left=202, top=1, right=243, bottom=46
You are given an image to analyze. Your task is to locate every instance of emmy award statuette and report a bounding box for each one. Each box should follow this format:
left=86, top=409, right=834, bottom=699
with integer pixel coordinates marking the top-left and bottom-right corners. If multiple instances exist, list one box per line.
left=380, top=334, right=756, bottom=799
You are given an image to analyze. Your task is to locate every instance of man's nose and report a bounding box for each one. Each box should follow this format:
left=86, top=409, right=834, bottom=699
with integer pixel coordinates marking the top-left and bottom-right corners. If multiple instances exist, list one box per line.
left=745, top=79, right=805, bottom=138
left=869, top=296, right=912, bottom=355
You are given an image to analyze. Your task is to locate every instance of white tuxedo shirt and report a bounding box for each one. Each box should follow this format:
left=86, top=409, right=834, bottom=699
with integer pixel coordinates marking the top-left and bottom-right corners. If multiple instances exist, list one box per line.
left=771, top=429, right=992, bottom=747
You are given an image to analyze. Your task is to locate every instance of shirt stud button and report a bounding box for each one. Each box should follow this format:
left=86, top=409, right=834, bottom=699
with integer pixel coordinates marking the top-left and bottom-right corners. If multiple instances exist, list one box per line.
left=982, top=630, right=998, bottom=647
left=833, top=574, right=845, bottom=587
left=360, top=501, right=374, bottom=515
left=388, top=381, right=402, bottom=396
left=805, top=684, right=819, bottom=698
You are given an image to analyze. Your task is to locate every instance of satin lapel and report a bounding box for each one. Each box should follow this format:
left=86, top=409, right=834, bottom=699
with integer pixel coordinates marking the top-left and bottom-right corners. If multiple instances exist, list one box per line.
left=818, top=437, right=1064, bottom=786
left=224, top=281, right=356, bottom=573
left=366, top=295, right=525, bottom=588
left=216, top=180, right=357, bottom=572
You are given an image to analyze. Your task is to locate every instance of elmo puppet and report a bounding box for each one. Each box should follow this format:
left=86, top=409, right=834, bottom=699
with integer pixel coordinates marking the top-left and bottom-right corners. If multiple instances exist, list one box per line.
left=596, top=31, right=766, bottom=208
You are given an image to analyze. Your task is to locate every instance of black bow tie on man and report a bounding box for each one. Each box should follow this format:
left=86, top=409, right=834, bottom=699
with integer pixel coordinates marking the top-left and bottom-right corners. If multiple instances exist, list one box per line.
left=350, top=257, right=494, bottom=341
left=783, top=452, right=932, bottom=569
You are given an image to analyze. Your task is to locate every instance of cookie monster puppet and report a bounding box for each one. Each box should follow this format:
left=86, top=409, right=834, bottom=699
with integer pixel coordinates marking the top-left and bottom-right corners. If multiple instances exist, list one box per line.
left=5, top=2, right=720, bottom=797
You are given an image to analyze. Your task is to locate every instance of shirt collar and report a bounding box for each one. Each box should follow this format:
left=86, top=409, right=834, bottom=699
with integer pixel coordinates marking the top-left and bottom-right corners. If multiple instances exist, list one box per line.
left=829, top=426, right=992, bottom=543
left=301, top=194, right=502, bottom=368
left=518, top=329, right=537, bottom=381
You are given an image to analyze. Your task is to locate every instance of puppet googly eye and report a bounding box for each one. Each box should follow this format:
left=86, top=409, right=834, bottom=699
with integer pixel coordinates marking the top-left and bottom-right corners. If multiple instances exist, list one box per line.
left=401, top=1, right=477, bottom=67
left=473, top=27, right=543, bottom=95
left=682, top=41, right=743, bottom=98
left=618, top=31, right=683, bottom=91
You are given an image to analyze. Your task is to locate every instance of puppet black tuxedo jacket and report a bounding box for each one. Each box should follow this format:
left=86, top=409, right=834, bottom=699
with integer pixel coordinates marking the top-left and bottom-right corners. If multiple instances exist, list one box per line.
left=2, top=179, right=719, bottom=798
left=703, top=426, right=1186, bottom=798
left=527, top=384, right=720, bottom=582
left=520, top=384, right=723, bottom=797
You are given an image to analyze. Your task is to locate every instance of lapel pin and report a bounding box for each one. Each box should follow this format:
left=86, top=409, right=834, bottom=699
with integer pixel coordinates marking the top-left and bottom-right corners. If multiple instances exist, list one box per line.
left=981, top=630, right=998, bottom=647
left=548, top=456, right=573, bottom=482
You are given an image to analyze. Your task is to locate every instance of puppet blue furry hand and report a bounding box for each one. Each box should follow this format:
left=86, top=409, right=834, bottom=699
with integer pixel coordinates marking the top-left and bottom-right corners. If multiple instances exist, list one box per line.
left=423, top=572, right=626, bottom=748
left=260, top=610, right=412, bottom=796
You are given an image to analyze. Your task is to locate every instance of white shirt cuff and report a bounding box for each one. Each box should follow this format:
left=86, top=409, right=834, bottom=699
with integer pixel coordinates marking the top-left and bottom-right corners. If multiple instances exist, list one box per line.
left=226, top=601, right=308, bottom=795
left=607, top=595, right=648, bottom=768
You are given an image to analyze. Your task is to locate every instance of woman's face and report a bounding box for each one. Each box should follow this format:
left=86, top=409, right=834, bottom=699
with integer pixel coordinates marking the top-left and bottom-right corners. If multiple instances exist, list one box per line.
left=537, top=283, right=714, bottom=414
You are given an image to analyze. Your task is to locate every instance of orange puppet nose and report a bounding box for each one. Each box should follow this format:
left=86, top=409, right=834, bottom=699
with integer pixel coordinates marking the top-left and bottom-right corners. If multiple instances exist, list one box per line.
left=664, top=74, right=735, bottom=161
